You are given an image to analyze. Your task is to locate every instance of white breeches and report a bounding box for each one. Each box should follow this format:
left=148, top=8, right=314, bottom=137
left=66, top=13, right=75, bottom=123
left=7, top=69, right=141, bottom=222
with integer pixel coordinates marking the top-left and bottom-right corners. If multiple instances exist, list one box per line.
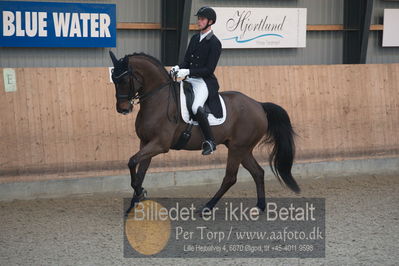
left=185, top=77, right=208, bottom=115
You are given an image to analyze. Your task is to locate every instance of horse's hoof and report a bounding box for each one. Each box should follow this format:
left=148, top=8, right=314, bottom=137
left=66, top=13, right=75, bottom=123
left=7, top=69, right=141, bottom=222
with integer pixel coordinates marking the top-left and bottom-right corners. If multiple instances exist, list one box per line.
left=133, top=188, right=147, bottom=201
left=125, top=200, right=139, bottom=217
left=125, top=189, right=148, bottom=216
left=142, top=189, right=148, bottom=199
left=251, top=206, right=264, bottom=216
left=125, top=207, right=132, bottom=217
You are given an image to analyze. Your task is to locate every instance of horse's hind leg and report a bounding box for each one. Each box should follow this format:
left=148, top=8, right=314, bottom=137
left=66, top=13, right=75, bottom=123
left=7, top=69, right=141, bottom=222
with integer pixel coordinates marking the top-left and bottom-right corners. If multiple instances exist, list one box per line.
left=241, top=153, right=266, bottom=211
left=203, top=148, right=245, bottom=211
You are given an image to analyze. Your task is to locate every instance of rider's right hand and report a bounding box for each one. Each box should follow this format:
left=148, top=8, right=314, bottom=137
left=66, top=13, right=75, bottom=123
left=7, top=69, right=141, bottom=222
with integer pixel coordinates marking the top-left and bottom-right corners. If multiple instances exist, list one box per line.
left=171, top=65, right=180, bottom=73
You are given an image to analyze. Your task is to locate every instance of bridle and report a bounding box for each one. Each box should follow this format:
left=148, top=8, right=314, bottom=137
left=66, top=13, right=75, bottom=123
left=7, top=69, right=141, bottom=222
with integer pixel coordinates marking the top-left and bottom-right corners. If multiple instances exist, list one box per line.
left=111, top=65, right=179, bottom=122
left=111, top=68, right=144, bottom=105
left=112, top=68, right=175, bottom=106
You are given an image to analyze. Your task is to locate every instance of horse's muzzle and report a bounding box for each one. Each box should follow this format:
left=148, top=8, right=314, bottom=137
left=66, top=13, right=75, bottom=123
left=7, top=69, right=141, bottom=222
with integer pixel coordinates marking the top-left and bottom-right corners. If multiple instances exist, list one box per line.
left=116, top=102, right=133, bottom=115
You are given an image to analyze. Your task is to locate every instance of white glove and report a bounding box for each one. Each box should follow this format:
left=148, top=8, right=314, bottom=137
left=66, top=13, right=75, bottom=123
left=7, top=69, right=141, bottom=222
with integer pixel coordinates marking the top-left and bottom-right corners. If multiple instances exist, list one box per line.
left=171, top=65, right=180, bottom=73
left=177, top=69, right=190, bottom=78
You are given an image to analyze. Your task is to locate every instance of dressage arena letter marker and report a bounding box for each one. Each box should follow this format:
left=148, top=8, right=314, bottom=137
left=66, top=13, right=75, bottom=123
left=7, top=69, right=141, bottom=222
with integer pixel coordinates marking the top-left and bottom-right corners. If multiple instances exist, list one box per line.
left=3, top=68, right=17, bottom=92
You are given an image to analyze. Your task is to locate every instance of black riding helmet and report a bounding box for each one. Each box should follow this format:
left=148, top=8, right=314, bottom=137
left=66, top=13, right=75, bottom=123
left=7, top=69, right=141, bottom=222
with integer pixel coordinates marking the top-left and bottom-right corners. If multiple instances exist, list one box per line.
left=195, top=6, right=217, bottom=25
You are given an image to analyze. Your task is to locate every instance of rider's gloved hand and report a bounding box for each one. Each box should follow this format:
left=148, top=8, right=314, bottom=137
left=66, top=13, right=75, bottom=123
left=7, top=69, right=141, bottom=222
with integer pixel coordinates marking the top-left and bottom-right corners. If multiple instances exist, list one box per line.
left=171, top=65, right=180, bottom=73
left=177, top=69, right=190, bottom=78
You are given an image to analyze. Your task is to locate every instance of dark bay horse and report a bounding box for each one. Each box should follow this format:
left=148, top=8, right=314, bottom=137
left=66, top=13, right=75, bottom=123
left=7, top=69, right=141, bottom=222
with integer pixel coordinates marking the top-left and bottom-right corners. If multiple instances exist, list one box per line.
left=109, top=51, right=300, bottom=213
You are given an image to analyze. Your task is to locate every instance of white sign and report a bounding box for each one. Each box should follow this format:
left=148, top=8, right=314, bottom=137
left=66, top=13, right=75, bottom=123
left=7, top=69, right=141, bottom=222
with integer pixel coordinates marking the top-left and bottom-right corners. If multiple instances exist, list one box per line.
left=382, top=9, right=399, bottom=47
left=212, top=7, right=307, bottom=49
left=3, top=68, right=17, bottom=92
left=109, top=67, right=114, bottom=83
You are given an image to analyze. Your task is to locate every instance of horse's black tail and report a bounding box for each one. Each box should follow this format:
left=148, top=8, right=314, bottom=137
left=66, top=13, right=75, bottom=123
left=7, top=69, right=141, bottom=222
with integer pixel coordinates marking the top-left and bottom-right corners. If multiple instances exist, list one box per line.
left=260, top=102, right=300, bottom=193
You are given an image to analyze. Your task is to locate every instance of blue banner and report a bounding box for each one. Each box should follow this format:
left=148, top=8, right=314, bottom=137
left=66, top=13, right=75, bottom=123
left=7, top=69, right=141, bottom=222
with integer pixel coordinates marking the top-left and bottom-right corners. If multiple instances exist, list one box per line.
left=0, top=1, right=116, bottom=47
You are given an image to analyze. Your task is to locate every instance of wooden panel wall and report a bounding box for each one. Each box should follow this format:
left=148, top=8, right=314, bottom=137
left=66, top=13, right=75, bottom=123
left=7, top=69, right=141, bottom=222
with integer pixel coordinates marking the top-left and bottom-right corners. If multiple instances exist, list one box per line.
left=0, top=64, right=398, bottom=182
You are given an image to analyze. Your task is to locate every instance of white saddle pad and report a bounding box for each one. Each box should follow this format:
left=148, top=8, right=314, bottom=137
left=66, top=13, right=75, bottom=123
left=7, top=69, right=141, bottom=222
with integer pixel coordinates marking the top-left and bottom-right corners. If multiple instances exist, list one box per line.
left=179, top=81, right=227, bottom=126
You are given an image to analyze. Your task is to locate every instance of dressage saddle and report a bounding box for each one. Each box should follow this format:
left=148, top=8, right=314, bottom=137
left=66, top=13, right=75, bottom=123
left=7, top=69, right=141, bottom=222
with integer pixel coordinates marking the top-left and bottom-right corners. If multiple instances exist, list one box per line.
left=182, top=81, right=212, bottom=120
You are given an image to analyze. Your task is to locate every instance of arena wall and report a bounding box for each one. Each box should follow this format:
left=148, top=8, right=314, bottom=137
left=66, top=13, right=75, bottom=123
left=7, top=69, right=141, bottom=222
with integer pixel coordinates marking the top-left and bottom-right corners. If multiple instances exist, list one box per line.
left=1, top=64, right=398, bottom=183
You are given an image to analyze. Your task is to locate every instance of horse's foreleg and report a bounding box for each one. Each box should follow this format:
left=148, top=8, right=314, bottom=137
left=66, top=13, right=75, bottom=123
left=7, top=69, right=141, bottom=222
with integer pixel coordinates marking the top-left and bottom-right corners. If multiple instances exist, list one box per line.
left=126, top=140, right=167, bottom=213
left=130, top=157, right=152, bottom=199
left=241, top=153, right=266, bottom=211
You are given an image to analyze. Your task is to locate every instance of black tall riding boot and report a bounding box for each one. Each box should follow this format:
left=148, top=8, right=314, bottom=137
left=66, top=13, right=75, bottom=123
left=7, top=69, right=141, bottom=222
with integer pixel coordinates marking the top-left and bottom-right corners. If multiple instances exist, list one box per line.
left=194, top=107, right=216, bottom=155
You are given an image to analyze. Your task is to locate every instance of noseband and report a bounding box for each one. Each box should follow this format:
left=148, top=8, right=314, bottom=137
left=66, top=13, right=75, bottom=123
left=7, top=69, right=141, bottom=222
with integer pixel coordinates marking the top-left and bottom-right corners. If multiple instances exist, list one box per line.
left=111, top=67, right=173, bottom=105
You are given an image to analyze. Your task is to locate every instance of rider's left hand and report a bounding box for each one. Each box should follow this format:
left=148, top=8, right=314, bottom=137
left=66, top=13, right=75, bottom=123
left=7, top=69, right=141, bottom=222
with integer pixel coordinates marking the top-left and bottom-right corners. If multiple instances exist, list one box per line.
left=177, top=69, right=190, bottom=78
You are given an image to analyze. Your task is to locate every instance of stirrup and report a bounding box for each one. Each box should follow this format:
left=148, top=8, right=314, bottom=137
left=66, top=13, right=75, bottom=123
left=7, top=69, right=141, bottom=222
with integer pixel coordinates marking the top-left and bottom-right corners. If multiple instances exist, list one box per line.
left=201, top=140, right=216, bottom=155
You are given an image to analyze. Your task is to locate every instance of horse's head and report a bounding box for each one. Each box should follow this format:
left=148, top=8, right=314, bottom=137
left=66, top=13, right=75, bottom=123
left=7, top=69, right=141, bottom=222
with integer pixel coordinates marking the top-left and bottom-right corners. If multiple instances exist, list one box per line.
left=110, top=51, right=174, bottom=115
left=109, top=51, right=143, bottom=115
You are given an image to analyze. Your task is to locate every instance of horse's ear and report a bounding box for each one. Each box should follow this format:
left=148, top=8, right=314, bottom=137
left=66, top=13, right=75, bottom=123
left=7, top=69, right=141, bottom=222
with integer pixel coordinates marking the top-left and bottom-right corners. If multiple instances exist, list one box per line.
left=109, top=50, right=118, bottom=66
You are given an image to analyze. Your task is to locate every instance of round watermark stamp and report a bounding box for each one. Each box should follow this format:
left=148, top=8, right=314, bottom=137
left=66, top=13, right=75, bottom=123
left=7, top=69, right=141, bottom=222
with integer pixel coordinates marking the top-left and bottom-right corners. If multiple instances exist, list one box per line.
left=125, top=200, right=171, bottom=255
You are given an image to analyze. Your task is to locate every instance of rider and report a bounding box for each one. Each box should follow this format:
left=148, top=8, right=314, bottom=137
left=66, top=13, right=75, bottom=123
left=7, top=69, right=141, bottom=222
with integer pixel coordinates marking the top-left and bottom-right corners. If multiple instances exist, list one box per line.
left=171, top=6, right=222, bottom=155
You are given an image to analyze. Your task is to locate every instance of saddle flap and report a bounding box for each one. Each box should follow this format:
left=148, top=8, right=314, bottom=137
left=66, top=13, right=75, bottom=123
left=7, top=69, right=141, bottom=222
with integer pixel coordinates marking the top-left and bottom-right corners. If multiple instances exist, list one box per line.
left=183, top=80, right=212, bottom=117
left=179, top=80, right=227, bottom=126
left=183, top=81, right=195, bottom=119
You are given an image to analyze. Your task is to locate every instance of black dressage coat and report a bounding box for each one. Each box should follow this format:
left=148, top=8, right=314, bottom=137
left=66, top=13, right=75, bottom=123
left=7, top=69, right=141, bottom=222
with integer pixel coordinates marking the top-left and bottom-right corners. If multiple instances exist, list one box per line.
left=179, top=31, right=223, bottom=118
